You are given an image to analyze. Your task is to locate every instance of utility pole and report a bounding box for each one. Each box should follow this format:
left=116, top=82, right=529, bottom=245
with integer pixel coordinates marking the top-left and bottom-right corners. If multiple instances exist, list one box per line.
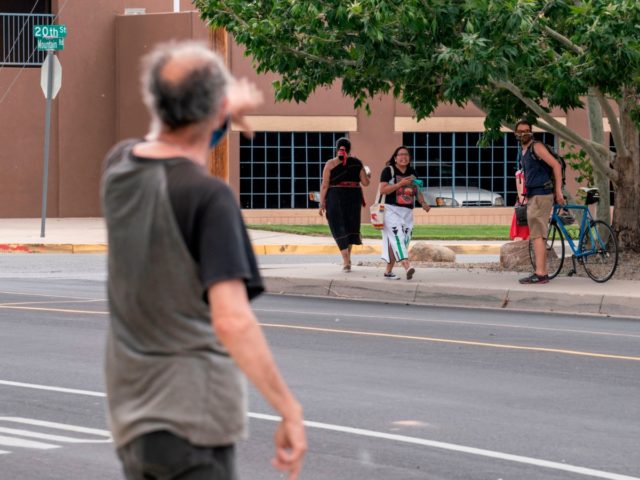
left=208, top=28, right=229, bottom=182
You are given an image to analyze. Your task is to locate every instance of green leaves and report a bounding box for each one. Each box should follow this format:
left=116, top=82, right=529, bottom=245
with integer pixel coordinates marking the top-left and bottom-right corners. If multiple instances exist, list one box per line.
left=196, top=0, right=640, bottom=134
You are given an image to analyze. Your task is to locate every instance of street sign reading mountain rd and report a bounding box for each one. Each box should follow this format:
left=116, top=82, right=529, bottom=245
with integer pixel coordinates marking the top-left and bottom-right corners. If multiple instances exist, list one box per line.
left=37, top=38, right=65, bottom=51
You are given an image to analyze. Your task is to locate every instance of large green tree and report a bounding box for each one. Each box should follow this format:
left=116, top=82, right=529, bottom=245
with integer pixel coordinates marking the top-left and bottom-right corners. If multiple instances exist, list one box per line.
left=195, top=0, right=640, bottom=252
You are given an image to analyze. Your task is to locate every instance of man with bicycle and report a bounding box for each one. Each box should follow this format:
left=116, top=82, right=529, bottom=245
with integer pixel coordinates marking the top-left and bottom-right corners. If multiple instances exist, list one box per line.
left=515, top=120, right=566, bottom=284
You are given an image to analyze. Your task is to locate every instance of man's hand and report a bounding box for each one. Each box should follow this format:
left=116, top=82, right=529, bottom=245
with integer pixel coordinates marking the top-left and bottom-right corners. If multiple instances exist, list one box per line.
left=226, top=78, right=264, bottom=138
left=319, top=205, right=326, bottom=216
left=272, top=415, right=307, bottom=480
left=555, top=189, right=566, bottom=205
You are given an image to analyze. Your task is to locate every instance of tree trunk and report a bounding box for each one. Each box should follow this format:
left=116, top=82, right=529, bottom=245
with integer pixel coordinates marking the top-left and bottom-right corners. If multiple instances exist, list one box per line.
left=613, top=91, right=640, bottom=252
left=612, top=152, right=640, bottom=252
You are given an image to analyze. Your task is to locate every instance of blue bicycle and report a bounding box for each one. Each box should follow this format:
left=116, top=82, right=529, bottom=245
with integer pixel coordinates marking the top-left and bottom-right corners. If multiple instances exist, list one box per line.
left=529, top=188, right=619, bottom=283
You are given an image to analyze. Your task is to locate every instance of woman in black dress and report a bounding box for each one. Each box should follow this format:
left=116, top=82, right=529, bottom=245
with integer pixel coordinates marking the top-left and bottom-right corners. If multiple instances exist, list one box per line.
left=319, top=137, right=370, bottom=271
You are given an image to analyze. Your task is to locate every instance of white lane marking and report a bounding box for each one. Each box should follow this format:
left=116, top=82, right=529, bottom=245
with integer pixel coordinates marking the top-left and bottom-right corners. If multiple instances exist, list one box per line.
left=253, top=307, right=640, bottom=339
left=0, top=449, right=10, bottom=454
left=0, top=427, right=111, bottom=444
left=0, top=305, right=106, bottom=315
left=0, top=380, right=105, bottom=397
left=0, top=418, right=111, bottom=437
left=0, top=299, right=104, bottom=307
left=251, top=412, right=639, bottom=480
left=2, top=379, right=637, bottom=480
left=0, top=291, right=100, bottom=301
left=0, top=434, right=59, bottom=450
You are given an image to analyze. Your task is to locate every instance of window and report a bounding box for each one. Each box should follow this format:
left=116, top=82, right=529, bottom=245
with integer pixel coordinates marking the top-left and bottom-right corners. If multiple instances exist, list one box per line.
left=239, top=131, right=346, bottom=209
left=404, top=131, right=556, bottom=206
left=1, top=1, right=54, bottom=67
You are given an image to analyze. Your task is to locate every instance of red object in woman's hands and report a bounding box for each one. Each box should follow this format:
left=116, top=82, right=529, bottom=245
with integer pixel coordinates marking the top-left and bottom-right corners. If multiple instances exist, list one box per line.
left=337, top=147, right=348, bottom=166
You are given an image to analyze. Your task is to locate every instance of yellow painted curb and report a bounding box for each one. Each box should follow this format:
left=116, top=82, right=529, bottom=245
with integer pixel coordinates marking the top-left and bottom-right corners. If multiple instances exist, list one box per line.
left=72, top=244, right=108, bottom=254
left=0, top=243, right=74, bottom=254
left=253, top=244, right=381, bottom=255
left=0, top=243, right=107, bottom=254
left=446, top=245, right=502, bottom=254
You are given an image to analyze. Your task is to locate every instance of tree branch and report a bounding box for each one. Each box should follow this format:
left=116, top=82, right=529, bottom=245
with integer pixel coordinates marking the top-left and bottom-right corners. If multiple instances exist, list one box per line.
left=282, top=46, right=357, bottom=67
left=540, top=25, right=583, bottom=55
left=536, top=119, right=617, bottom=182
left=592, top=88, right=628, bottom=158
left=492, top=79, right=612, bottom=154
left=492, top=80, right=590, bottom=145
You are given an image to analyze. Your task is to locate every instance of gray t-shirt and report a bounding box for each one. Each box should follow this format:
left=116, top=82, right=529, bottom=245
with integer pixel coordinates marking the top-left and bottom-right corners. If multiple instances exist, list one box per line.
left=101, top=140, right=262, bottom=448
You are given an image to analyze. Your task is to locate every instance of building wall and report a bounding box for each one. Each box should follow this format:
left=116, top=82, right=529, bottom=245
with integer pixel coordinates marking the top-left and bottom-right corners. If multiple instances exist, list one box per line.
left=0, top=69, right=57, bottom=217
left=0, top=0, right=199, bottom=218
left=115, top=11, right=209, bottom=141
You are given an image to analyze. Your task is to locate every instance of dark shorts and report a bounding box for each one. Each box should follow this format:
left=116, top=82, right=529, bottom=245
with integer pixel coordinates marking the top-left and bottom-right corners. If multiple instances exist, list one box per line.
left=117, top=431, right=236, bottom=480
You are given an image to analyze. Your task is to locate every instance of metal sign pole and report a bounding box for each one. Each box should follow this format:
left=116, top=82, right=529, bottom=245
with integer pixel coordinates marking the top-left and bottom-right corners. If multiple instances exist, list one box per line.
left=40, top=50, right=54, bottom=238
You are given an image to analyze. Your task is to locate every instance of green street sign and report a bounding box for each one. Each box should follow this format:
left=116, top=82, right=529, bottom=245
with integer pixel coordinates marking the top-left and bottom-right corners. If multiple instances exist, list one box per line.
left=37, top=38, right=65, bottom=51
left=33, top=24, right=67, bottom=39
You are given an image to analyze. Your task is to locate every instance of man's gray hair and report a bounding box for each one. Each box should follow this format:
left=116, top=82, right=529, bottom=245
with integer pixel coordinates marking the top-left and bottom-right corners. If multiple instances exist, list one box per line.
left=141, top=41, right=231, bottom=130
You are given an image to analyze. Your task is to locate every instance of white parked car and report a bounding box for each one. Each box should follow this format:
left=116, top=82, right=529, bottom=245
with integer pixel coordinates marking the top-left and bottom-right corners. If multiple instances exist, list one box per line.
left=422, top=185, right=505, bottom=207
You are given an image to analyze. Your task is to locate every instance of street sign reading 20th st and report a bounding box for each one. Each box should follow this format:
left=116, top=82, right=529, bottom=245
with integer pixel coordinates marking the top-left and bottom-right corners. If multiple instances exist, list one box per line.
left=33, top=24, right=67, bottom=39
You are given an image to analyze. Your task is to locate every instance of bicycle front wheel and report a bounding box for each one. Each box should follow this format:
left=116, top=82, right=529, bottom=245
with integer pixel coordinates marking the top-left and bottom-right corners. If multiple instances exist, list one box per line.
left=529, top=222, right=564, bottom=279
left=582, top=220, right=619, bottom=283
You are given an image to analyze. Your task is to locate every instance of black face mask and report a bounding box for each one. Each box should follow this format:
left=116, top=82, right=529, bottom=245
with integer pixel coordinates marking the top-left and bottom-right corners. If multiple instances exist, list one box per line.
left=516, top=133, right=532, bottom=144
left=210, top=117, right=230, bottom=148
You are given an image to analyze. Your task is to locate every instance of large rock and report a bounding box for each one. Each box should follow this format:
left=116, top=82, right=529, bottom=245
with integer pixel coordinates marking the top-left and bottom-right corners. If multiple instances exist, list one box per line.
left=500, top=240, right=531, bottom=269
left=410, top=242, right=455, bottom=262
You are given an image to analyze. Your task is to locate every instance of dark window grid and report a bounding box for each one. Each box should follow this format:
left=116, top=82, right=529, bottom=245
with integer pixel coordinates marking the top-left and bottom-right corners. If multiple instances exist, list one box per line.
left=404, top=131, right=557, bottom=204
left=239, top=131, right=345, bottom=208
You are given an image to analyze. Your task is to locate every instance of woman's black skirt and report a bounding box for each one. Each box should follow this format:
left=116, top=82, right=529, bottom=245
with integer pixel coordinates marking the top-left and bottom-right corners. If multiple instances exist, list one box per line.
left=326, top=187, right=363, bottom=250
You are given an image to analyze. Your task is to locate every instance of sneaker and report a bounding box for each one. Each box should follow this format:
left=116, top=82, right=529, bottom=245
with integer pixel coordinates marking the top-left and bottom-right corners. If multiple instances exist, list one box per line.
left=406, top=267, right=415, bottom=280
left=384, top=272, right=400, bottom=280
left=342, top=264, right=351, bottom=272
left=518, top=273, right=549, bottom=284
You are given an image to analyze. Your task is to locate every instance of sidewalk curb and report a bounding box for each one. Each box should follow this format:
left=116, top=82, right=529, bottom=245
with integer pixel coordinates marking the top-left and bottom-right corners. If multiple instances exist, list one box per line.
left=0, top=243, right=108, bottom=254
left=263, top=276, right=640, bottom=319
left=0, top=243, right=501, bottom=255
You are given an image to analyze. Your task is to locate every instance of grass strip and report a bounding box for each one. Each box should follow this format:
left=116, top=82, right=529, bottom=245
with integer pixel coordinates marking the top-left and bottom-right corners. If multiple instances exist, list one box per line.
left=248, top=224, right=512, bottom=240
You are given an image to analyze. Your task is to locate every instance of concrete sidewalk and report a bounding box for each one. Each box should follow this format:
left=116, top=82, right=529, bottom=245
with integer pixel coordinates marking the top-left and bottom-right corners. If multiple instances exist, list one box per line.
left=1, top=218, right=638, bottom=318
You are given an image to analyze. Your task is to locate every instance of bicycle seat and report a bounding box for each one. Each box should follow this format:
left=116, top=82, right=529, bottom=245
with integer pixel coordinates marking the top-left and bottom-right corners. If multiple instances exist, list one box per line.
left=579, top=187, right=600, bottom=205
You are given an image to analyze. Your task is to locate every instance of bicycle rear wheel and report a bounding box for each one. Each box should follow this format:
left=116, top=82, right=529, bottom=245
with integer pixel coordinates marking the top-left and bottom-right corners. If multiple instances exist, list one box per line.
left=529, top=222, right=564, bottom=279
left=581, top=220, right=618, bottom=282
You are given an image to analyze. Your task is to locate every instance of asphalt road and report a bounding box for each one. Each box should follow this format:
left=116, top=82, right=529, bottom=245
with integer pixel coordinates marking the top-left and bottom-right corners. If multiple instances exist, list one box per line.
left=0, top=258, right=639, bottom=479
